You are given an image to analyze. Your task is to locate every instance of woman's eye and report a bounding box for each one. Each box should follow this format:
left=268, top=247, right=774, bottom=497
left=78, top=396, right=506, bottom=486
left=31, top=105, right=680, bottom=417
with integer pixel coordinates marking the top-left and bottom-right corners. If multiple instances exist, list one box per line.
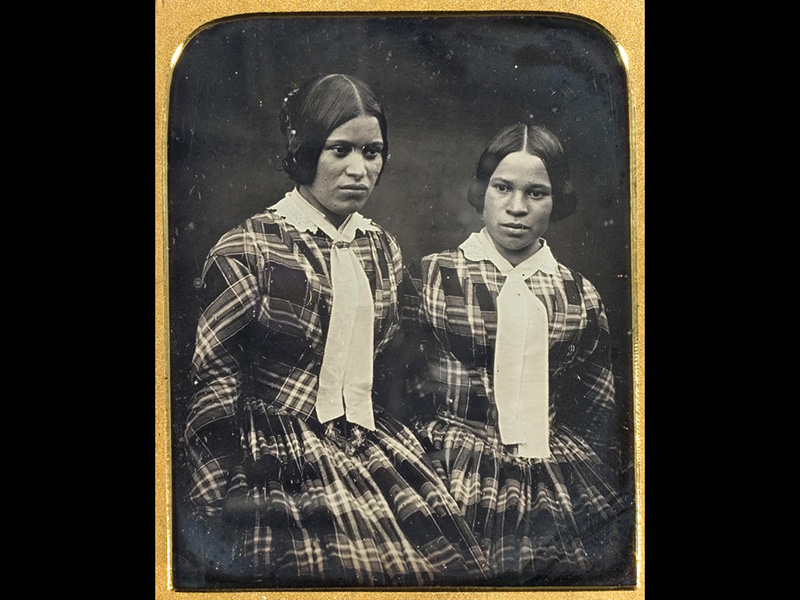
left=494, top=183, right=510, bottom=192
left=328, top=145, right=352, bottom=156
left=527, top=188, right=551, bottom=199
left=363, top=146, right=382, bottom=159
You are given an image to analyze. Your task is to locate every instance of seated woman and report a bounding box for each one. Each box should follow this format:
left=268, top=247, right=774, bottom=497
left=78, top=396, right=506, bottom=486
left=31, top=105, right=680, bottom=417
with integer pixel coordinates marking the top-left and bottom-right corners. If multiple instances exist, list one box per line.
left=400, top=123, right=633, bottom=585
left=182, top=73, right=489, bottom=587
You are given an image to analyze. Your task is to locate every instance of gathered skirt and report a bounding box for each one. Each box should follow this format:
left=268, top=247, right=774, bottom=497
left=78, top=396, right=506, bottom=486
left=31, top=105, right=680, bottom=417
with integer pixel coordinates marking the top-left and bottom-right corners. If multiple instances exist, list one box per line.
left=413, top=416, right=633, bottom=586
left=207, top=400, right=491, bottom=587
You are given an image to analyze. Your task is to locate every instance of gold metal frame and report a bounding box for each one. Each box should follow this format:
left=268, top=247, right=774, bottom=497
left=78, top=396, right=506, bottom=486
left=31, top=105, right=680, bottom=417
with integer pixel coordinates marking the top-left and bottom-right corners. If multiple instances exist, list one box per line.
left=155, top=2, right=645, bottom=598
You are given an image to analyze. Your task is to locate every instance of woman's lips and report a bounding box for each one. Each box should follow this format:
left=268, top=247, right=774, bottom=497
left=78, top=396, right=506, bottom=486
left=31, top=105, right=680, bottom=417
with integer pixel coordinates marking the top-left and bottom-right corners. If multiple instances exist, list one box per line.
left=501, top=222, right=530, bottom=230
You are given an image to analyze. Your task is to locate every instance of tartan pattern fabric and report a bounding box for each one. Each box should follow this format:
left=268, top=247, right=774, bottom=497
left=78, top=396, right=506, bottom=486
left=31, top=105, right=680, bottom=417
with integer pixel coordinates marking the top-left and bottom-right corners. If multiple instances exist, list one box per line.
left=228, top=407, right=490, bottom=586
left=183, top=206, right=489, bottom=585
left=400, top=246, right=629, bottom=583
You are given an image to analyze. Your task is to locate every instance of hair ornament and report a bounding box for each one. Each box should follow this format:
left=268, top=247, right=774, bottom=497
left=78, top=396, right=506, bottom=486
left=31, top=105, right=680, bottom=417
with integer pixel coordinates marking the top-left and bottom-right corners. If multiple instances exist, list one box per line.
left=280, top=85, right=302, bottom=140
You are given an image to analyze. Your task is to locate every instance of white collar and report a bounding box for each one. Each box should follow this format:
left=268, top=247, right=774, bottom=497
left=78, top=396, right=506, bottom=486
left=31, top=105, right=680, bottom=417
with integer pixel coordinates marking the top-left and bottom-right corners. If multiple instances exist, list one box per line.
left=460, top=228, right=559, bottom=278
left=270, top=188, right=379, bottom=240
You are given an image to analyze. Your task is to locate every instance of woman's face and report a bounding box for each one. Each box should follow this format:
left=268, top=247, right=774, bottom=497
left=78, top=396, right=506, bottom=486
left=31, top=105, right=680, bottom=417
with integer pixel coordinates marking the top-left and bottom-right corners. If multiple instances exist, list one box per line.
left=300, top=115, right=384, bottom=227
left=482, top=151, right=554, bottom=265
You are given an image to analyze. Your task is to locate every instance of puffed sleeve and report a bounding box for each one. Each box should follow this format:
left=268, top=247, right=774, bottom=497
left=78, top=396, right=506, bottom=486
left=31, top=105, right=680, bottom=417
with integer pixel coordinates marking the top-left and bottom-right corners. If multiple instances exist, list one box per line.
left=373, top=227, right=405, bottom=355
left=397, top=258, right=440, bottom=423
left=558, top=273, right=620, bottom=472
left=183, top=226, right=262, bottom=519
left=399, top=260, right=422, bottom=331
left=370, top=228, right=406, bottom=417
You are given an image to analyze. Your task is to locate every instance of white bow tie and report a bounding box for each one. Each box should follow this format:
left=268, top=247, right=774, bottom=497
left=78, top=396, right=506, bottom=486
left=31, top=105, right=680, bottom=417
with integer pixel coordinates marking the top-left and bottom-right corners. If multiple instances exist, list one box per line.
left=315, top=231, right=376, bottom=431
left=478, top=229, right=550, bottom=458
left=274, top=191, right=376, bottom=431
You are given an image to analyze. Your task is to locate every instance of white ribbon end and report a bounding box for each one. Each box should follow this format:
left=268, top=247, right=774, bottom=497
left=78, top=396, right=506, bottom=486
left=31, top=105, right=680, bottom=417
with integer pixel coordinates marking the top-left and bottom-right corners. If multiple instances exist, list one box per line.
left=517, top=440, right=551, bottom=459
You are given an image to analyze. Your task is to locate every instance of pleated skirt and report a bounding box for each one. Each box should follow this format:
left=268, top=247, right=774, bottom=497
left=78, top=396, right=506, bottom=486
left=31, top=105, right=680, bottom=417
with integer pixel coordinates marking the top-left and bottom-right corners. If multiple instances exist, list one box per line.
left=214, top=399, right=491, bottom=587
left=414, top=416, right=631, bottom=586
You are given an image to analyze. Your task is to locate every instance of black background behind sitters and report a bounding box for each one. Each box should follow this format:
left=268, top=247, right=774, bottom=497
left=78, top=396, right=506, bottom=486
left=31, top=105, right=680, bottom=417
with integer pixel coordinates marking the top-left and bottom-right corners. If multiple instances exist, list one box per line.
left=166, top=13, right=634, bottom=589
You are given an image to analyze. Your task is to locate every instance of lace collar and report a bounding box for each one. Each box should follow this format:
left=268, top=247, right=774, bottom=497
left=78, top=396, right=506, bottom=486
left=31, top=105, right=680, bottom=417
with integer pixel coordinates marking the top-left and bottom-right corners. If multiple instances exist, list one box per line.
left=270, top=188, right=380, bottom=239
left=459, top=228, right=559, bottom=276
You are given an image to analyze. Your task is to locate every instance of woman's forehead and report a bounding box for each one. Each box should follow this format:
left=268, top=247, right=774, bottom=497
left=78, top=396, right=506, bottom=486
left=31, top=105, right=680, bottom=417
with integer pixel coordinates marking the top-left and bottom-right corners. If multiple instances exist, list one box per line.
left=492, top=152, right=550, bottom=182
left=326, top=115, right=383, bottom=143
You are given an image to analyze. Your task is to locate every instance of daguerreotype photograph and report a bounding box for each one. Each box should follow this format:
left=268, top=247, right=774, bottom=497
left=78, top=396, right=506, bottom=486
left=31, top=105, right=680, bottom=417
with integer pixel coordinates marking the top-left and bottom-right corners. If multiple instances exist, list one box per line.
left=161, top=11, right=640, bottom=593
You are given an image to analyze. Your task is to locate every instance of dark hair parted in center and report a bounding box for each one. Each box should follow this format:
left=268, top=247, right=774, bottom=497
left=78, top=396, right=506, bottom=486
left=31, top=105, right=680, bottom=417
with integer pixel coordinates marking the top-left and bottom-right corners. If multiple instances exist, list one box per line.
left=279, top=74, right=389, bottom=186
left=467, top=124, right=577, bottom=223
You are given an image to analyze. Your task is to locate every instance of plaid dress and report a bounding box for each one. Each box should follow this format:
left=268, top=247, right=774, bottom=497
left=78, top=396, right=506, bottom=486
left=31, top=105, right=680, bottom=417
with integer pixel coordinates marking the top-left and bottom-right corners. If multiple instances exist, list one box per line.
left=401, top=237, right=630, bottom=585
left=183, top=196, right=489, bottom=587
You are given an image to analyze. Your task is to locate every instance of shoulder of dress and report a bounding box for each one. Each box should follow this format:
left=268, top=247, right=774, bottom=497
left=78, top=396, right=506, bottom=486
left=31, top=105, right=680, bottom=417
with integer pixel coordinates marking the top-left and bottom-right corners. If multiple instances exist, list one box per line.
left=244, top=209, right=307, bottom=246
left=559, top=265, right=606, bottom=302
left=421, top=248, right=461, bottom=265
left=360, top=220, right=402, bottom=255
left=208, top=210, right=293, bottom=259
left=246, top=207, right=284, bottom=229
left=415, top=249, right=465, bottom=283
left=359, top=217, right=391, bottom=238
left=558, top=263, right=585, bottom=283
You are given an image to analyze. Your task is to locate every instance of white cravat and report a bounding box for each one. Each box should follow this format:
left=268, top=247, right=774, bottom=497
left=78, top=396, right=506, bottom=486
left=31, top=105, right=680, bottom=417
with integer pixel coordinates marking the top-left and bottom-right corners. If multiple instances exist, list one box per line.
left=272, top=191, right=376, bottom=431
left=475, top=229, right=555, bottom=458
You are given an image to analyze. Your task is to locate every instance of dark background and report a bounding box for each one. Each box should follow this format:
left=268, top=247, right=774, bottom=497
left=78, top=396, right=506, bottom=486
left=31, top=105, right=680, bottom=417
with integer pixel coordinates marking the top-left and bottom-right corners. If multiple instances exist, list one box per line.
left=166, top=13, right=634, bottom=589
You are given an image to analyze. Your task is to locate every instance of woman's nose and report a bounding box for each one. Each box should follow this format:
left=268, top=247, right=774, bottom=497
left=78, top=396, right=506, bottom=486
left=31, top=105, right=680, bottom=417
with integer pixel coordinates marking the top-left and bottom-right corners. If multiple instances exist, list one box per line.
left=345, top=154, right=368, bottom=178
left=506, top=191, right=528, bottom=215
